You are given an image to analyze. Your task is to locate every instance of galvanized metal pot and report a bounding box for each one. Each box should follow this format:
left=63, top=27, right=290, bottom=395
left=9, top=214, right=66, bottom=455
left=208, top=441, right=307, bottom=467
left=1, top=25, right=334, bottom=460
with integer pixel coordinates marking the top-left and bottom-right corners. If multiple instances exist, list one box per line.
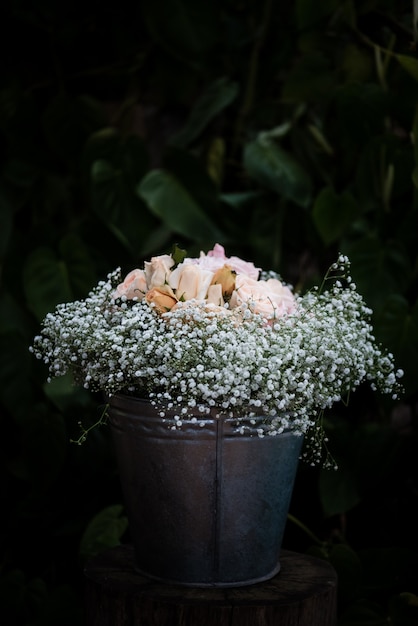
left=108, top=394, right=303, bottom=588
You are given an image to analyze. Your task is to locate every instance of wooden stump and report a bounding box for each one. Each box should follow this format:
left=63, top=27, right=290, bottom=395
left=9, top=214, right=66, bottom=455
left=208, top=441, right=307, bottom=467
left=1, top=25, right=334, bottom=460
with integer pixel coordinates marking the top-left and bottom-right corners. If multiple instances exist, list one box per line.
left=84, top=545, right=337, bottom=626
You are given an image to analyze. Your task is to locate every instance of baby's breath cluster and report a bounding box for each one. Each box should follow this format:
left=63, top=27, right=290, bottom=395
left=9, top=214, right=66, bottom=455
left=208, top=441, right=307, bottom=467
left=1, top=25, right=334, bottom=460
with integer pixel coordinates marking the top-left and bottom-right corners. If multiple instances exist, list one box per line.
left=30, top=254, right=403, bottom=465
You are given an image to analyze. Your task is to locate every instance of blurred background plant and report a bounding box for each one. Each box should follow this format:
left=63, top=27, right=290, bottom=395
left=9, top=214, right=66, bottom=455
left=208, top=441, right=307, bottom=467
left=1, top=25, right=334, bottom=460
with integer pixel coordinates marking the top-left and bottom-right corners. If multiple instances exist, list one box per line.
left=0, top=0, right=417, bottom=624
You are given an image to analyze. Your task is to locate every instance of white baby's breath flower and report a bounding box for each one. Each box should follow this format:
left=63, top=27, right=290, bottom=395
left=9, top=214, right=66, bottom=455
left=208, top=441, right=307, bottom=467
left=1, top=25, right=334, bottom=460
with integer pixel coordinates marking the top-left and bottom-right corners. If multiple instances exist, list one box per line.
left=30, top=251, right=403, bottom=465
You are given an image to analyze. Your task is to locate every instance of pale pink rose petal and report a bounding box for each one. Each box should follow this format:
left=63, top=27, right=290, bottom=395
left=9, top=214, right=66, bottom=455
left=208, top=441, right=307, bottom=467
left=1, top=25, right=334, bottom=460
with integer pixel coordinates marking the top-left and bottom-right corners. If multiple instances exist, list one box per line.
left=184, top=244, right=261, bottom=279
left=207, top=243, right=228, bottom=260
left=228, top=255, right=260, bottom=280
left=113, top=269, right=147, bottom=300
left=230, top=274, right=296, bottom=319
left=265, top=279, right=297, bottom=314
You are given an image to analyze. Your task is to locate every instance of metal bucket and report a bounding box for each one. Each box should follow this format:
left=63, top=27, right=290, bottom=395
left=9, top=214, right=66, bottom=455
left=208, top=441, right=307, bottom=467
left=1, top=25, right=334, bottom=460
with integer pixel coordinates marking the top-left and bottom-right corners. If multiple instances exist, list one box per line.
left=108, top=394, right=303, bottom=587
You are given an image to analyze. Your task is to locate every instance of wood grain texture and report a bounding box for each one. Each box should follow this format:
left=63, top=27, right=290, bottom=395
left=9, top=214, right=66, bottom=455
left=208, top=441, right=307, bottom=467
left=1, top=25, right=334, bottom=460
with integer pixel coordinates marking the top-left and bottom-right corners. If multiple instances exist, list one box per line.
left=84, top=545, right=337, bottom=625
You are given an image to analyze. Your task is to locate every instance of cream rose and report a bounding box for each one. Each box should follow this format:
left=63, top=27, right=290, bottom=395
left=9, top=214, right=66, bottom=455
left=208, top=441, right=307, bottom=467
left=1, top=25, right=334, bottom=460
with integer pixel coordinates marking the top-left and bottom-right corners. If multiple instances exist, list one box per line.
left=144, top=254, right=175, bottom=290
left=113, top=269, right=147, bottom=301
left=230, top=275, right=296, bottom=319
left=169, top=264, right=214, bottom=301
left=145, top=286, right=178, bottom=313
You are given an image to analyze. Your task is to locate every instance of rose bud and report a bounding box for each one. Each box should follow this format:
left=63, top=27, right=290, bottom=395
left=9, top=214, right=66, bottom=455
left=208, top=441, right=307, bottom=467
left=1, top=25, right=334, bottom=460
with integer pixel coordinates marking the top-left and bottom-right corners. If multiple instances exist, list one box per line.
left=210, top=264, right=236, bottom=296
left=145, top=286, right=178, bottom=313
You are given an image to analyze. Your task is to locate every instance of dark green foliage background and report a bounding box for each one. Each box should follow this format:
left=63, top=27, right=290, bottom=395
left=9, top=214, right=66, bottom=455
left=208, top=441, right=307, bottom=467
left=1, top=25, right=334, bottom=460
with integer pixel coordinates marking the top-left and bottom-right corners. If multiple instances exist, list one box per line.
left=1, top=1, right=417, bottom=624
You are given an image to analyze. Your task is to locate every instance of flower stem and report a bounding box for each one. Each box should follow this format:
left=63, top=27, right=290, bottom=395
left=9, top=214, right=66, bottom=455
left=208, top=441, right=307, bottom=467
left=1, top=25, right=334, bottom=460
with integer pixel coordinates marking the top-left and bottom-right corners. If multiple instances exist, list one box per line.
left=70, top=403, right=109, bottom=445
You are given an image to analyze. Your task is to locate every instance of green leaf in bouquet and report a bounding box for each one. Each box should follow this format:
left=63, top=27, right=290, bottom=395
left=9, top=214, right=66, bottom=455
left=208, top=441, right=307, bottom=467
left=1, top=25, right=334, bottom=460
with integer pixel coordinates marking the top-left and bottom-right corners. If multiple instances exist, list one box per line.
left=171, top=243, right=187, bottom=265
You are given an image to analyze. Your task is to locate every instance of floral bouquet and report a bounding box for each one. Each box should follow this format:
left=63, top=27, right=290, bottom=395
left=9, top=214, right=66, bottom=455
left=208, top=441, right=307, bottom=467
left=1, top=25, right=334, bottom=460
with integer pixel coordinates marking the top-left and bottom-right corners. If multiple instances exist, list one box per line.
left=31, top=244, right=402, bottom=465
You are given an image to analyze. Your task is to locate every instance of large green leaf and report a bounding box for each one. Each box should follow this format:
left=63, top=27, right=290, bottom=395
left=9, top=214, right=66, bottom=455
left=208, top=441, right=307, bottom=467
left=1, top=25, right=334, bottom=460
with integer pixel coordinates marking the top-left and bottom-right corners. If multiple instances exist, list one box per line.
left=79, top=505, right=128, bottom=562
left=220, top=191, right=265, bottom=209
left=88, top=135, right=157, bottom=257
left=243, top=138, right=312, bottom=208
left=22, top=248, right=73, bottom=321
left=312, top=187, right=360, bottom=246
left=163, top=147, right=220, bottom=215
left=170, top=77, right=239, bottom=147
left=137, top=169, right=223, bottom=241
